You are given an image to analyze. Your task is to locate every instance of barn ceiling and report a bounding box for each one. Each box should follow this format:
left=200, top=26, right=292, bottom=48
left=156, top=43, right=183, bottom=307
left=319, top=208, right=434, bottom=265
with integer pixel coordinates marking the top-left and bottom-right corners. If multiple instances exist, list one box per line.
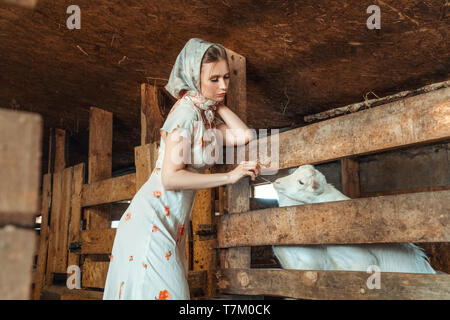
left=0, top=0, right=449, bottom=174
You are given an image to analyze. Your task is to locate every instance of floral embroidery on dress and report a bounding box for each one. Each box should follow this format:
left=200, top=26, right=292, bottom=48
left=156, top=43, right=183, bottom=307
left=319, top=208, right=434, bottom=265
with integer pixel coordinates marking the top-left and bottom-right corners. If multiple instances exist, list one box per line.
left=118, top=282, right=125, bottom=299
left=176, top=225, right=185, bottom=244
left=124, top=212, right=131, bottom=221
left=165, top=251, right=172, bottom=261
left=156, top=290, right=171, bottom=300
left=110, top=254, right=113, bottom=262
left=164, top=206, right=170, bottom=217
left=152, top=225, right=158, bottom=232
left=142, top=263, right=147, bottom=269
left=153, top=190, right=162, bottom=198
left=129, top=256, right=133, bottom=262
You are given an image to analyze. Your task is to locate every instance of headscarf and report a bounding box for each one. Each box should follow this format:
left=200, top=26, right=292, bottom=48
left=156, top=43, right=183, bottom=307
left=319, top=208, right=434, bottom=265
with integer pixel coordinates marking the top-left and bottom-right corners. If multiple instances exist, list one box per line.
left=165, top=38, right=225, bottom=126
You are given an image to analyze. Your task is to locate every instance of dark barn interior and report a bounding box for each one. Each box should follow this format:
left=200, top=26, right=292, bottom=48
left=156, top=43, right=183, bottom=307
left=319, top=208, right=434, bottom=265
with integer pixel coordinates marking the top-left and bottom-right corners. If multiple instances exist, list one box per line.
left=0, top=0, right=449, bottom=301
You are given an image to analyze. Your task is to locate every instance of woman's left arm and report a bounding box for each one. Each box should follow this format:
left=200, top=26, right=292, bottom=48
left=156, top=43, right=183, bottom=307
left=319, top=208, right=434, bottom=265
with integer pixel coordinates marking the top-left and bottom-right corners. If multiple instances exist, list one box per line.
left=215, top=104, right=256, bottom=146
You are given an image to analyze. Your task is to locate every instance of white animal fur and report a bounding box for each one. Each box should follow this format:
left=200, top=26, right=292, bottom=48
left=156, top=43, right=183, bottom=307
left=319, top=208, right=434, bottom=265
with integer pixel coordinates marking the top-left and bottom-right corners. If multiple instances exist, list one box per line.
left=272, top=165, right=436, bottom=274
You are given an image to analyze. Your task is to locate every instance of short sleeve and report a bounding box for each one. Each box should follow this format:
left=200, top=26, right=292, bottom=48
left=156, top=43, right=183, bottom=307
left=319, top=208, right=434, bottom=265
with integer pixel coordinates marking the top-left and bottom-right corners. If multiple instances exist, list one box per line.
left=160, top=103, right=197, bottom=141
left=214, top=113, right=225, bottom=127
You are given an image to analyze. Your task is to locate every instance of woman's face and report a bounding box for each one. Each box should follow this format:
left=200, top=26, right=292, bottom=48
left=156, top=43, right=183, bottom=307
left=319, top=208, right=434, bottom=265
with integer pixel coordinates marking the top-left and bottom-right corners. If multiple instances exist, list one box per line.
left=200, top=58, right=230, bottom=102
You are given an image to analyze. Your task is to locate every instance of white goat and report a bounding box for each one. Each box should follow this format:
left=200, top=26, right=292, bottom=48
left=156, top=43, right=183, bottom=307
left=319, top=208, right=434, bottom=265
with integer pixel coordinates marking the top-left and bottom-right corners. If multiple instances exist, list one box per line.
left=271, top=165, right=436, bottom=274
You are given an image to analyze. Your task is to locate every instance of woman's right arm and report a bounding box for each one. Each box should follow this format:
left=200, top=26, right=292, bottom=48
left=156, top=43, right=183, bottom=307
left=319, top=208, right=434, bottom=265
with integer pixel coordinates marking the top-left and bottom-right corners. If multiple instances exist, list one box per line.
left=161, top=130, right=261, bottom=191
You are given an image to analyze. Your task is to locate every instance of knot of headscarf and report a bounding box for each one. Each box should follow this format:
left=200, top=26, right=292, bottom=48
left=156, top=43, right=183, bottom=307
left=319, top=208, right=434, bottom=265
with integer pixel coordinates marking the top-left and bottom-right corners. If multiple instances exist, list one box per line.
left=165, top=38, right=225, bottom=127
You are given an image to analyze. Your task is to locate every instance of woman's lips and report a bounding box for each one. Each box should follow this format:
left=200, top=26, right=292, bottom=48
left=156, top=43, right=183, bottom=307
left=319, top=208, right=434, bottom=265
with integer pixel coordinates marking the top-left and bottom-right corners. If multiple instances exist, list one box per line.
left=218, top=93, right=226, bottom=96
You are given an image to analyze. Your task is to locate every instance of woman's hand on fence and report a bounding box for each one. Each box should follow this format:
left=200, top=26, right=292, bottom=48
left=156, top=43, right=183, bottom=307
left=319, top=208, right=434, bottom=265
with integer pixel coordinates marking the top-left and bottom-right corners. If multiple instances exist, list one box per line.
left=227, top=160, right=261, bottom=184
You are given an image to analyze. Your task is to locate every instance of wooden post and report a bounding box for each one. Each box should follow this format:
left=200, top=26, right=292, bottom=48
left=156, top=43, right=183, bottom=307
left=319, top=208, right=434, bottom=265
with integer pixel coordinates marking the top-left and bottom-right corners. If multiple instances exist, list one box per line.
left=341, top=158, right=360, bottom=198
left=33, top=173, right=52, bottom=299
left=141, top=83, right=165, bottom=146
left=85, top=107, right=112, bottom=230
left=0, top=108, right=42, bottom=299
left=68, top=164, right=85, bottom=267
left=192, top=169, right=216, bottom=297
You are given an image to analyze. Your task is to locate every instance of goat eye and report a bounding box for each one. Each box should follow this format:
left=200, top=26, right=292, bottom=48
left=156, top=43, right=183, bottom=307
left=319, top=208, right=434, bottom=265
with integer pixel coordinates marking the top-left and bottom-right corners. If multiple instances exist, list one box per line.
left=298, top=180, right=304, bottom=185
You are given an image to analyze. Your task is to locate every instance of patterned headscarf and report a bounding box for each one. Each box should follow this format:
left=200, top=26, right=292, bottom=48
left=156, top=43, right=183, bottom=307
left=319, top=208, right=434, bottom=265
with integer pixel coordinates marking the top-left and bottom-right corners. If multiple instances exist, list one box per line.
left=165, top=38, right=225, bottom=124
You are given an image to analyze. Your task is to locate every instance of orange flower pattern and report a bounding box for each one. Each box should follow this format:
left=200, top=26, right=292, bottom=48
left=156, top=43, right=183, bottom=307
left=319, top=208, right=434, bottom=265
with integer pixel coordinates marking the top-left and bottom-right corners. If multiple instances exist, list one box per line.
left=157, top=290, right=171, bottom=300
left=164, top=206, right=170, bottom=217
left=103, top=83, right=223, bottom=300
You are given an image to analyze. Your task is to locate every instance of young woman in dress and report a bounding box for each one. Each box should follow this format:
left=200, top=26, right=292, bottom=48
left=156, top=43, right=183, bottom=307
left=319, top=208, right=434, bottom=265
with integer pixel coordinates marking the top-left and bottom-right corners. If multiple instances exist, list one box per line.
left=103, top=38, right=261, bottom=300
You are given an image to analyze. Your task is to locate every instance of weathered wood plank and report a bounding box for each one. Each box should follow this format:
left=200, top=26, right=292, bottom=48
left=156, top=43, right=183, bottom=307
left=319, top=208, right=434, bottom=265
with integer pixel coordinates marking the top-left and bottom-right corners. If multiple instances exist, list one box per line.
left=341, top=158, right=360, bottom=198
left=81, top=173, right=136, bottom=207
left=134, top=143, right=159, bottom=191
left=225, top=49, right=246, bottom=123
left=0, top=109, right=42, bottom=225
left=54, top=167, right=73, bottom=273
left=54, top=129, right=66, bottom=173
left=33, top=173, right=52, bottom=300
left=216, top=268, right=450, bottom=300
left=0, top=226, right=37, bottom=299
left=81, top=229, right=116, bottom=254
left=220, top=177, right=251, bottom=268
left=192, top=171, right=216, bottom=296
left=217, top=190, right=450, bottom=248
left=141, top=83, right=165, bottom=145
left=85, top=107, right=113, bottom=229
left=237, top=87, right=450, bottom=172
left=45, top=171, right=62, bottom=285
left=68, top=163, right=85, bottom=267
left=1, top=0, right=38, bottom=9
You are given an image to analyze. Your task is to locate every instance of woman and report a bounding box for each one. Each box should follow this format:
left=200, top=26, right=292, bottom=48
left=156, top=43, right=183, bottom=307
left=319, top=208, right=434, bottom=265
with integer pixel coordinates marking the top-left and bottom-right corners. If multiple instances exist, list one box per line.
left=103, top=38, right=261, bottom=300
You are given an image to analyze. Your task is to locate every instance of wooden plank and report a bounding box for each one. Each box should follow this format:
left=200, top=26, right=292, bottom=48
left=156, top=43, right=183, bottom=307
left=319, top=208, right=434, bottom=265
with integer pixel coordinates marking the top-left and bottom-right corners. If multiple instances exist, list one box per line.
left=1, top=0, right=38, bottom=9
left=53, top=167, right=73, bottom=273
left=81, top=229, right=116, bottom=254
left=68, top=163, right=85, bottom=267
left=233, top=87, right=450, bottom=172
left=45, top=171, right=62, bottom=285
left=81, top=173, right=136, bottom=207
left=217, top=190, right=450, bottom=248
left=54, top=129, right=66, bottom=173
left=220, top=177, right=251, bottom=268
left=216, top=268, right=450, bottom=300
left=192, top=172, right=216, bottom=296
left=225, top=49, right=246, bottom=123
left=0, top=109, right=42, bottom=225
left=134, top=143, right=159, bottom=191
left=60, top=289, right=104, bottom=300
left=141, top=83, right=165, bottom=145
left=85, top=107, right=113, bottom=229
left=33, top=173, right=52, bottom=300
left=81, top=259, right=109, bottom=288
left=341, top=158, right=360, bottom=198
left=0, top=226, right=37, bottom=299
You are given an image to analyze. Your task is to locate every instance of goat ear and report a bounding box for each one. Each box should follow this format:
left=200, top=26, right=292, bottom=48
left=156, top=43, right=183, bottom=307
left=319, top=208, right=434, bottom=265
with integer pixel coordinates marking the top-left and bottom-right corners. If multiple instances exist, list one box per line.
left=312, top=179, right=320, bottom=190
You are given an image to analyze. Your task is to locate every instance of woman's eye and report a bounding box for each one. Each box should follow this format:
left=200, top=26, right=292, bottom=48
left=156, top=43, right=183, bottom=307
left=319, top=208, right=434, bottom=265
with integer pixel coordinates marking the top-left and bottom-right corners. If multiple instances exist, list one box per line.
left=211, top=79, right=218, bottom=82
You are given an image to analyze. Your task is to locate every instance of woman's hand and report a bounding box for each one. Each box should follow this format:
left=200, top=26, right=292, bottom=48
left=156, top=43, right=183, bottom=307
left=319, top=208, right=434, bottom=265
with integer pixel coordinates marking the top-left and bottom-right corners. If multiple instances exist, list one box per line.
left=227, top=160, right=261, bottom=184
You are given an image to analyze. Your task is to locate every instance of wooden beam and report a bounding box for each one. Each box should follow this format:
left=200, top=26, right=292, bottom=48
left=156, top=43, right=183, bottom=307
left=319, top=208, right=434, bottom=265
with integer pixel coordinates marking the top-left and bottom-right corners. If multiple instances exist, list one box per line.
left=45, top=171, right=62, bottom=285
left=216, top=268, right=450, bottom=300
left=220, top=177, right=251, bottom=269
left=33, top=173, right=52, bottom=300
left=217, top=190, right=450, bottom=248
left=141, top=84, right=165, bottom=145
left=0, top=226, right=37, bottom=299
left=0, top=109, right=42, bottom=226
left=53, top=167, right=73, bottom=273
left=192, top=169, right=216, bottom=296
left=0, top=0, right=38, bottom=9
left=54, top=129, right=66, bottom=173
left=81, top=229, right=116, bottom=254
left=341, top=158, right=360, bottom=198
left=225, top=49, right=246, bottom=123
left=238, top=87, right=450, bottom=172
left=68, top=163, right=85, bottom=267
left=81, top=173, right=136, bottom=207
left=134, top=143, right=159, bottom=191
left=85, top=107, right=113, bottom=229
